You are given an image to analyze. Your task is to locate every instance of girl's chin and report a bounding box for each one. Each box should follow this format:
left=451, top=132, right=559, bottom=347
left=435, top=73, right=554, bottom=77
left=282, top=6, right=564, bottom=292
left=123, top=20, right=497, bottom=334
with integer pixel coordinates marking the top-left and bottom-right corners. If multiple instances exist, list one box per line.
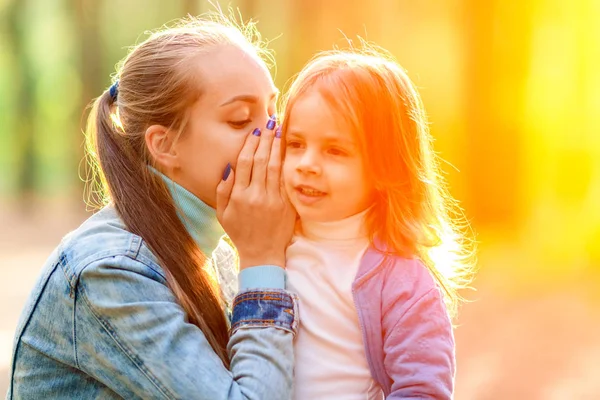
left=295, top=207, right=335, bottom=223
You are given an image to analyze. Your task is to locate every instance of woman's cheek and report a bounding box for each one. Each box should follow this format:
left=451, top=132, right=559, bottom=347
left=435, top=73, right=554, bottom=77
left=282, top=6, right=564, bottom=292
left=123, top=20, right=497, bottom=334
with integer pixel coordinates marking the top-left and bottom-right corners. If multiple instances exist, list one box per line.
left=227, top=133, right=248, bottom=168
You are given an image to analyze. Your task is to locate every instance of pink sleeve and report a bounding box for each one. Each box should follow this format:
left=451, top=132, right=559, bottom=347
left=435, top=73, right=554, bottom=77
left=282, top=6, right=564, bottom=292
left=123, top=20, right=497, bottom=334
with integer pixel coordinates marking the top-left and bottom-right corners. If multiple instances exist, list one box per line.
left=382, top=276, right=455, bottom=399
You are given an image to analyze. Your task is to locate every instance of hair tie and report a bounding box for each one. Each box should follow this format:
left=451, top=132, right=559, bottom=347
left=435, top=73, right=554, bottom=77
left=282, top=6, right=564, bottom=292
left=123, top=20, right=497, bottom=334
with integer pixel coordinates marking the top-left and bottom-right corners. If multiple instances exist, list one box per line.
left=109, top=81, right=119, bottom=101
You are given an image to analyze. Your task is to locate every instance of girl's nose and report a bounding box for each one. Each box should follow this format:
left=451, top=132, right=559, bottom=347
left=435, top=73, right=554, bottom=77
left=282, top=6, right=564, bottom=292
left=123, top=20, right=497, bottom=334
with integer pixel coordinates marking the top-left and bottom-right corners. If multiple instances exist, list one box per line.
left=296, top=150, right=321, bottom=175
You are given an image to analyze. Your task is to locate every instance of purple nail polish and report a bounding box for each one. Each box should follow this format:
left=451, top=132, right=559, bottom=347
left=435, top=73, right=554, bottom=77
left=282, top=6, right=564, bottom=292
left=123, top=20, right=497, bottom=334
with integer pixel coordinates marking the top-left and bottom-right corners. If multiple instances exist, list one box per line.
left=222, top=163, right=231, bottom=180
left=266, top=118, right=276, bottom=130
left=275, top=127, right=282, bottom=138
left=252, top=128, right=261, bottom=136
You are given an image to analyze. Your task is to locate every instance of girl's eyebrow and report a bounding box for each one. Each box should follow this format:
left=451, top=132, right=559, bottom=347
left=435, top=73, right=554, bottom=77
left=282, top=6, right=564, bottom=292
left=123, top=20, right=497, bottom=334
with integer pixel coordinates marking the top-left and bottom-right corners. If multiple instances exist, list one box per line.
left=323, top=135, right=355, bottom=148
left=326, top=137, right=353, bottom=144
left=286, top=130, right=355, bottom=147
left=284, top=129, right=304, bottom=138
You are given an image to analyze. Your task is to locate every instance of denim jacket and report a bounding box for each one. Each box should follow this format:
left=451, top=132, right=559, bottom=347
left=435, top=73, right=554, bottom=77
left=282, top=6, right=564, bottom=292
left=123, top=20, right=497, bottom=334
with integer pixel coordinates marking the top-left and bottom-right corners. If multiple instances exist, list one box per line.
left=7, top=177, right=299, bottom=400
left=355, top=247, right=455, bottom=399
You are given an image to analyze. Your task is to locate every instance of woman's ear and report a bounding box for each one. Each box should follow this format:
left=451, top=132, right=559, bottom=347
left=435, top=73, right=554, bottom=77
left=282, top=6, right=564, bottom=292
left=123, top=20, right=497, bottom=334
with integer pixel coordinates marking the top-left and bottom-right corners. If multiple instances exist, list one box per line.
left=145, top=125, right=180, bottom=170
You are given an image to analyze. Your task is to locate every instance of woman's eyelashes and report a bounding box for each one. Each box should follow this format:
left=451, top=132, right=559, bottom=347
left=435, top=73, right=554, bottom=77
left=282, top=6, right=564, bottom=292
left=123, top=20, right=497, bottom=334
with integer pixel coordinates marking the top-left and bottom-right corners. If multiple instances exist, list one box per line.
left=228, top=119, right=252, bottom=129
left=227, top=108, right=276, bottom=130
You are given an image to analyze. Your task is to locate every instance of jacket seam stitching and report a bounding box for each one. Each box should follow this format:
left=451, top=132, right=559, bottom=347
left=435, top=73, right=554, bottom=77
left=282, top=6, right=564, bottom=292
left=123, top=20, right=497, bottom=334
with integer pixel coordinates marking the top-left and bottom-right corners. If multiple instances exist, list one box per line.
left=127, top=236, right=167, bottom=281
left=353, top=261, right=387, bottom=288
left=77, top=253, right=175, bottom=399
left=76, top=261, right=174, bottom=400
left=7, top=261, right=61, bottom=398
left=352, top=288, right=383, bottom=394
left=18, top=339, right=80, bottom=371
left=72, top=283, right=80, bottom=369
left=391, top=287, right=436, bottom=331
left=133, top=250, right=167, bottom=281
left=62, top=247, right=167, bottom=295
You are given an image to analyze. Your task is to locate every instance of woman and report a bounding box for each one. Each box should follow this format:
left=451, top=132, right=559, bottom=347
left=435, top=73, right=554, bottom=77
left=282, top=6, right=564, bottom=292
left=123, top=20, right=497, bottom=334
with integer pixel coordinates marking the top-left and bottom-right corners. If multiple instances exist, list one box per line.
left=7, top=16, right=297, bottom=400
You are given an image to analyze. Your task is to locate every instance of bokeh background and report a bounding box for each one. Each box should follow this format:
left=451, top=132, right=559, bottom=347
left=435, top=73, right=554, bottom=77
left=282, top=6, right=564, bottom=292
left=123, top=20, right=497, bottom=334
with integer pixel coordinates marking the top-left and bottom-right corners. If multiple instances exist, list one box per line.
left=1, top=0, right=599, bottom=398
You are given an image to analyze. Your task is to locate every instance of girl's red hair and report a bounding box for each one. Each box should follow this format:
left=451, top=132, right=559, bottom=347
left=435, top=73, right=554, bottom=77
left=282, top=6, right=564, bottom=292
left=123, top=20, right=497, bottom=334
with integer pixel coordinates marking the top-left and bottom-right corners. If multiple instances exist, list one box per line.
left=281, top=45, right=476, bottom=317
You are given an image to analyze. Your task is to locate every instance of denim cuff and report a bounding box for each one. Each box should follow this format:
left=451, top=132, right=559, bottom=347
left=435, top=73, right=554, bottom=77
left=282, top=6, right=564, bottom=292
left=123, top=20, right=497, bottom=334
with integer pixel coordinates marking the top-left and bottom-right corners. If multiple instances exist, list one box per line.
left=230, top=289, right=299, bottom=335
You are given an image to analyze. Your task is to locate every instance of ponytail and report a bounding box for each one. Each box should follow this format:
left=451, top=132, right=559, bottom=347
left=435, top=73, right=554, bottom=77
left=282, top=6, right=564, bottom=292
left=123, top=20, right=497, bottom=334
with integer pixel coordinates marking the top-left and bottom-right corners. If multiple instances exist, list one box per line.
left=84, top=87, right=231, bottom=367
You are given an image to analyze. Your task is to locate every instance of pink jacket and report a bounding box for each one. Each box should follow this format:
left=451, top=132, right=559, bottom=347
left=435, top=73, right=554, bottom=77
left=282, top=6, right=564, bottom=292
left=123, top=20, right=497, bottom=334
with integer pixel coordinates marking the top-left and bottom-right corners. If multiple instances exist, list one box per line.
left=352, top=246, right=455, bottom=398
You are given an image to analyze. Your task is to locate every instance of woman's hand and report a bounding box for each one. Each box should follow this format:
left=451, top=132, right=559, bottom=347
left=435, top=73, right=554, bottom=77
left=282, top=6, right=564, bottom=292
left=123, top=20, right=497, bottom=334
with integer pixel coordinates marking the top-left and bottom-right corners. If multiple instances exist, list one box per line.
left=216, top=121, right=295, bottom=270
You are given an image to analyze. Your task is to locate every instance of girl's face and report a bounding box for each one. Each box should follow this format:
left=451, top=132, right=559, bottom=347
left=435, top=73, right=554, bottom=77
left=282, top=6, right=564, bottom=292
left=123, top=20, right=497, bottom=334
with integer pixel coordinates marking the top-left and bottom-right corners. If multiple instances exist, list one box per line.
left=169, top=45, right=277, bottom=207
left=283, top=90, right=375, bottom=223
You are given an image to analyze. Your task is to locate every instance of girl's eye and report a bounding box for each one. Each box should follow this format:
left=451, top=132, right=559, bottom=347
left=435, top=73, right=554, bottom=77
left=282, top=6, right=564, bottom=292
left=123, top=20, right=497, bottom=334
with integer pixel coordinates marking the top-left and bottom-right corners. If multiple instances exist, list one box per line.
left=286, top=141, right=303, bottom=149
left=228, top=119, right=251, bottom=129
left=328, top=147, right=347, bottom=156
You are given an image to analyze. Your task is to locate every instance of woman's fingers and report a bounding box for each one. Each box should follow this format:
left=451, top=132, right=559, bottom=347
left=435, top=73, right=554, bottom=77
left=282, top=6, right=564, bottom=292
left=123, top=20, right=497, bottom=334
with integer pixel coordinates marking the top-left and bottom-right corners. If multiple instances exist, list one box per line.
left=215, top=163, right=234, bottom=223
left=250, top=116, right=277, bottom=190
left=233, top=128, right=261, bottom=189
left=267, top=127, right=284, bottom=196
left=217, top=119, right=296, bottom=270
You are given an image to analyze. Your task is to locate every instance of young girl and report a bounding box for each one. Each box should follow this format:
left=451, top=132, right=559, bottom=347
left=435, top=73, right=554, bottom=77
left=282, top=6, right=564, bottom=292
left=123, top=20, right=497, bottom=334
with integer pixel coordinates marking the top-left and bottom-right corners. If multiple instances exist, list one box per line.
left=280, top=46, right=475, bottom=399
left=7, top=16, right=298, bottom=399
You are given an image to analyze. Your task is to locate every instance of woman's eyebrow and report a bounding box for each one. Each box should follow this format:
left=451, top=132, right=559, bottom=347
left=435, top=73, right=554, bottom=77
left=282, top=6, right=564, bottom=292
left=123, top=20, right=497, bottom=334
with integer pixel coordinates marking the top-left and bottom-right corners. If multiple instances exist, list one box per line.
left=220, top=91, right=279, bottom=107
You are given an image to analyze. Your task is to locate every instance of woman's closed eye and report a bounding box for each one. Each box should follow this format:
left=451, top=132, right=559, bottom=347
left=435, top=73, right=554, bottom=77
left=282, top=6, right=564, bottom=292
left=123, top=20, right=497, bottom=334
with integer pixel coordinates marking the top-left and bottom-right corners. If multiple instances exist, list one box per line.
left=228, top=119, right=252, bottom=129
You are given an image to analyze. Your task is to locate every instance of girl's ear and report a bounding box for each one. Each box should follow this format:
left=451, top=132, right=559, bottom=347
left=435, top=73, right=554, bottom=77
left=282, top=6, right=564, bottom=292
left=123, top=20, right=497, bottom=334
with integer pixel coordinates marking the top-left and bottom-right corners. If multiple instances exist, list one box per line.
left=145, top=125, right=180, bottom=170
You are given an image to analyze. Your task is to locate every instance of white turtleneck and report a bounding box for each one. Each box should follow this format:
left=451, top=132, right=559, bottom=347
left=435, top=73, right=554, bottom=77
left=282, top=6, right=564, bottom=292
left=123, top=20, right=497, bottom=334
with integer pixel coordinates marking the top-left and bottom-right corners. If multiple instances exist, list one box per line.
left=286, top=210, right=381, bottom=400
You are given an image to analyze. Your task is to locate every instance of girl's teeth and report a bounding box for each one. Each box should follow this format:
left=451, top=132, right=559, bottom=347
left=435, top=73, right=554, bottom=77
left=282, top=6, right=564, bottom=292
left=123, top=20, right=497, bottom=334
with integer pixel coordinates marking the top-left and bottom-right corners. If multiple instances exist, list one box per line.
left=300, top=188, right=323, bottom=196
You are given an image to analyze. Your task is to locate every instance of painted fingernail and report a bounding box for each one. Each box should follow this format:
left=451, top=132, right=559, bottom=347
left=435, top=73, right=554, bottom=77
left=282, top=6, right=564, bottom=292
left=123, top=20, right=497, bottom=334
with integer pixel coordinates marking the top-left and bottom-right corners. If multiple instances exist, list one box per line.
left=266, top=115, right=276, bottom=130
left=222, top=163, right=231, bottom=180
left=252, top=128, right=261, bottom=136
left=275, top=127, right=282, bottom=138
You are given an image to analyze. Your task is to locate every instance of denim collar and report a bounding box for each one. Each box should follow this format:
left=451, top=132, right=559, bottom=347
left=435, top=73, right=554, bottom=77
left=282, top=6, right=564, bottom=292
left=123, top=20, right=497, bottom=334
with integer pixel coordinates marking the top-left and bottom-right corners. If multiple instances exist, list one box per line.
left=149, top=166, right=225, bottom=256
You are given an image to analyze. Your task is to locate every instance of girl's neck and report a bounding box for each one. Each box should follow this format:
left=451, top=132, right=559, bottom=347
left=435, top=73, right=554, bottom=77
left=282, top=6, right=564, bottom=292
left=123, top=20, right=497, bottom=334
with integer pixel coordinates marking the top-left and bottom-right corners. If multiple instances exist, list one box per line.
left=298, top=208, right=370, bottom=243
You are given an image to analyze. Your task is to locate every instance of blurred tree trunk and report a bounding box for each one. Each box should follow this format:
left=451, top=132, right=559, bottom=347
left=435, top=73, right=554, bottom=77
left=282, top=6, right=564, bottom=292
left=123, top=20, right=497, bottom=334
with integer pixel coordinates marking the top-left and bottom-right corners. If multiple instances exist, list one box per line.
left=288, top=0, right=322, bottom=70
left=182, top=0, right=199, bottom=16
left=238, top=0, right=257, bottom=18
left=462, top=0, right=534, bottom=230
left=287, top=0, right=379, bottom=77
left=6, top=0, right=35, bottom=211
left=74, top=0, right=104, bottom=207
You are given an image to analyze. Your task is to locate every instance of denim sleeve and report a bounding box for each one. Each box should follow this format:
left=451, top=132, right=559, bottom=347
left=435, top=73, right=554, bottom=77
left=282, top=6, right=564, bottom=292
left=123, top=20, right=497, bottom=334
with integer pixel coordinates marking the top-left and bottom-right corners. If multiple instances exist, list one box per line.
left=75, top=256, right=298, bottom=400
left=383, top=287, right=455, bottom=399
